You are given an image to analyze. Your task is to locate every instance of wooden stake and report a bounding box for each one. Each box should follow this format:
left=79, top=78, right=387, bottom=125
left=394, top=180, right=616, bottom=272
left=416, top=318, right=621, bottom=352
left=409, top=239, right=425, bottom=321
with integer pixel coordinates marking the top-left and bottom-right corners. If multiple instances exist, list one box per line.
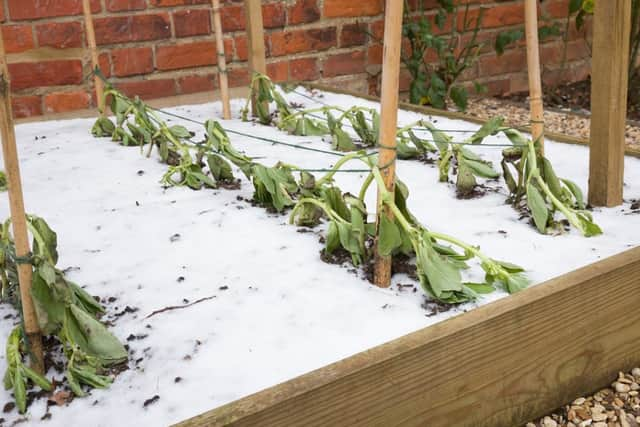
left=212, top=0, right=231, bottom=120
left=0, top=33, right=44, bottom=374
left=82, top=0, right=105, bottom=115
left=588, top=0, right=631, bottom=207
left=243, top=0, right=267, bottom=117
left=524, top=0, right=544, bottom=153
left=373, top=0, right=404, bottom=288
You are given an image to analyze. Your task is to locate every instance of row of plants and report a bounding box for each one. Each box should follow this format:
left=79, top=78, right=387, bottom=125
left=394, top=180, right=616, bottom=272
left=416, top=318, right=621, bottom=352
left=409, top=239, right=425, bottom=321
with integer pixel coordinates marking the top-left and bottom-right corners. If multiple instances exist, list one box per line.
left=244, top=74, right=601, bottom=237
left=91, top=81, right=531, bottom=304
left=0, top=216, right=128, bottom=413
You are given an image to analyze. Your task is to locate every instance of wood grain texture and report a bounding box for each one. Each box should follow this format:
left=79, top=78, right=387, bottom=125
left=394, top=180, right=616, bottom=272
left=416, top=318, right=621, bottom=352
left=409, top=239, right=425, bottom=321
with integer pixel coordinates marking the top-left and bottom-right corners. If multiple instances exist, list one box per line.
left=0, top=33, right=44, bottom=373
left=243, top=0, right=267, bottom=117
left=177, top=246, right=640, bottom=427
left=211, top=0, right=231, bottom=120
left=82, top=0, right=105, bottom=115
left=373, top=0, right=404, bottom=288
left=588, top=0, right=631, bottom=207
left=525, top=0, right=545, bottom=153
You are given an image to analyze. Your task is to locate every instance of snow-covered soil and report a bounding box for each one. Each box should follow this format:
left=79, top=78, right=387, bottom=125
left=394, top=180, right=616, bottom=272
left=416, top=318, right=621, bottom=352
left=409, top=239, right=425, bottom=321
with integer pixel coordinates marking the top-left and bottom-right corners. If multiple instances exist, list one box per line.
left=1, top=89, right=639, bottom=426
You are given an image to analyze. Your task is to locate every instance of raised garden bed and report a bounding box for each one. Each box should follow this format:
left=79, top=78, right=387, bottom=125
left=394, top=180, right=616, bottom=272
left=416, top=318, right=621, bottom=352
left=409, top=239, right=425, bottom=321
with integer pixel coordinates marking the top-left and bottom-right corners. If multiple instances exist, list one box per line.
left=1, top=87, right=639, bottom=426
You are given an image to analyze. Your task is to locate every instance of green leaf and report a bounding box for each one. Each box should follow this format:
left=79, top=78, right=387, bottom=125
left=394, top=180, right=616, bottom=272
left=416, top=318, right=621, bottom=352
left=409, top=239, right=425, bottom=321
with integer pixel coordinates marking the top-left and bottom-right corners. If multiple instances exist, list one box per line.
left=569, top=0, right=584, bottom=13
left=456, top=158, right=477, bottom=196
left=495, top=29, right=523, bottom=55
left=66, top=305, right=128, bottom=365
left=561, top=178, right=585, bottom=209
left=527, top=183, right=549, bottom=233
left=495, top=260, right=525, bottom=273
left=542, top=157, right=563, bottom=199
left=91, top=118, right=115, bottom=137
left=449, top=86, right=468, bottom=111
left=466, top=117, right=505, bottom=144
left=325, top=221, right=340, bottom=254
left=14, top=369, right=26, bottom=414
left=21, top=366, right=52, bottom=391
left=504, top=273, right=529, bottom=293
left=416, top=239, right=463, bottom=298
left=377, top=215, right=402, bottom=257
left=464, top=158, right=500, bottom=179
left=29, top=216, right=58, bottom=265
left=207, top=154, right=235, bottom=182
left=463, top=283, right=495, bottom=294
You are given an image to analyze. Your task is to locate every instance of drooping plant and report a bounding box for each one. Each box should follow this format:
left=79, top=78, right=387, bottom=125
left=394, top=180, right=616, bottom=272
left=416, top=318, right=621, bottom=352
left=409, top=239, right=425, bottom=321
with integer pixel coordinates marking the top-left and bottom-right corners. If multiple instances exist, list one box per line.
left=500, top=129, right=601, bottom=236
left=242, top=73, right=601, bottom=235
left=91, top=84, right=531, bottom=304
left=0, top=216, right=128, bottom=413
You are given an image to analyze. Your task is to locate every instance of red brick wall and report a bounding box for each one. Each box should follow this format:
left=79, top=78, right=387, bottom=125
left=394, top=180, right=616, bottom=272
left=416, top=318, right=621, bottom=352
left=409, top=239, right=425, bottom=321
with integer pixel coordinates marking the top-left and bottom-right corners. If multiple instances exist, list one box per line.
left=1, top=0, right=590, bottom=119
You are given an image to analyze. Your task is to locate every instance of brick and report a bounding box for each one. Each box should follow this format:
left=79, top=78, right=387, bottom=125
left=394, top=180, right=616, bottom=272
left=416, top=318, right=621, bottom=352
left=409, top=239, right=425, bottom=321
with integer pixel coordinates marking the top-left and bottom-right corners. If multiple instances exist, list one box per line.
left=178, top=74, right=216, bottom=94
left=44, top=90, right=91, bottom=114
left=12, top=96, right=42, bottom=119
left=269, top=27, right=336, bottom=57
left=463, top=4, right=525, bottom=30
left=262, top=3, right=286, bottom=28
left=234, top=36, right=248, bottom=61
left=118, top=78, right=176, bottom=100
left=2, top=25, right=34, bottom=54
left=8, top=0, right=100, bottom=20
left=341, top=23, right=367, bottom=48
left=106, top=0, right=147, bottom=12
left=95, top=14, right=171, bottom=45
left=367, top=44, right=383, bottom=66
left=98, top=52, right=112, bottom=77
left=288, top=0, right=320, bottom=25
left=149, top=0, right=208, bottom=6
left=8, top=60, right=83, bottom=91
left=267, top=61, right=289, bottom=82
left=221, top=6, right=245, bottom=32
left=174, top=9, right=211, bottom=37
left=156, top=41, right=217, bottom=71
left=478, top=49, right=526, bottom=76
left=482, top=78, right=510, bottom=96
left=290, top=57, right=319, bottom=81
left=112, top=47, right=154, bottom=77
left=228, top=68, right=249, bottom=87
left=323, top=0, right=383, bottom=18
left=323, top=50, right=366, bottom=78
left=36, top=22, right=82, bottom=49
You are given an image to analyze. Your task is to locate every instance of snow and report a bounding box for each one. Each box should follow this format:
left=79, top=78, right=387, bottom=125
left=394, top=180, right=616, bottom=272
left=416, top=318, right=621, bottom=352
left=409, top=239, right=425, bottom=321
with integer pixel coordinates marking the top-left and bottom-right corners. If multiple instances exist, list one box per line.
left=0, top=88, right=639, bottom=426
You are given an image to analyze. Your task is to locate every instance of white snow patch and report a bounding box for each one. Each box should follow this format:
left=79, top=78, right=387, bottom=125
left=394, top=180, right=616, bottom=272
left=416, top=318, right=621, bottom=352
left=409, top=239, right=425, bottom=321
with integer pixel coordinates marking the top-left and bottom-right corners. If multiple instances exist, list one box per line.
left=0, top=89, right=638, bottom=426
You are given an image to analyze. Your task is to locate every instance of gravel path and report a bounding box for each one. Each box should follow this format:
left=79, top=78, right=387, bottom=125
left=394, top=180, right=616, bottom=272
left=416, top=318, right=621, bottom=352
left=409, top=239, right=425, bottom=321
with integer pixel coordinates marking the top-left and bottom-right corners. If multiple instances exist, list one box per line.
left=465, top=98, right=640, bottom=152
left=527, top=368, right=640, bottom=427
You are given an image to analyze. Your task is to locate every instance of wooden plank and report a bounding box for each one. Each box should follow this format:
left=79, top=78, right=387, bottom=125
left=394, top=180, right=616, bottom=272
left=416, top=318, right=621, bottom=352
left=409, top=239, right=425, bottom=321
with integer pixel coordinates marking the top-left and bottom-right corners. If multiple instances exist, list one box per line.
left=373, top=0, right=404, bottom=287
left=303, top=82, right=640, bottom=159
left=212, top=0, right=231, bottom=119
left=82, top=0, right=105, bottom=114
left=243, top=0, right=267, bottom=117
left=176, top=246, right=640, bottom=427
left=524, top=0, right=545, bottom=152
left=0, top=29, right=44, bottom=374
left=588, top=0, right=631, bottom=207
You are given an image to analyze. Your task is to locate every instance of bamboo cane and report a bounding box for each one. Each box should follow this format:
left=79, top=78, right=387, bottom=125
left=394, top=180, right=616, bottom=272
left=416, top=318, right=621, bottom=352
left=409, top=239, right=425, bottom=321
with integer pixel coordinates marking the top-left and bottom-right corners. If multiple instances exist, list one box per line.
left=243, top=0, right=267, bottom=117
left=0, top=33, right=44, bottom=374
left=212, top=0, right=231, bottom=120
left=373, top=0, right=405, bottom=288
left=524, top=0, right=544, bottom=153
left=82, top=0, right=105, bottom=115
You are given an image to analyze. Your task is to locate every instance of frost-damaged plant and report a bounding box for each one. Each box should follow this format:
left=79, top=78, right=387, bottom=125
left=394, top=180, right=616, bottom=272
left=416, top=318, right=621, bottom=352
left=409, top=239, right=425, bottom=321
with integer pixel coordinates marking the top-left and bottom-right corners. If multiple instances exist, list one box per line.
left=290, top=156, right=529, bottom=303
left=419, top=117, right=504, bottom=197
left=0, top=216, right=127, bottom=413
left=91, top=85, right=530, bottom=303
left=500, top=130, right=601, bottom=237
